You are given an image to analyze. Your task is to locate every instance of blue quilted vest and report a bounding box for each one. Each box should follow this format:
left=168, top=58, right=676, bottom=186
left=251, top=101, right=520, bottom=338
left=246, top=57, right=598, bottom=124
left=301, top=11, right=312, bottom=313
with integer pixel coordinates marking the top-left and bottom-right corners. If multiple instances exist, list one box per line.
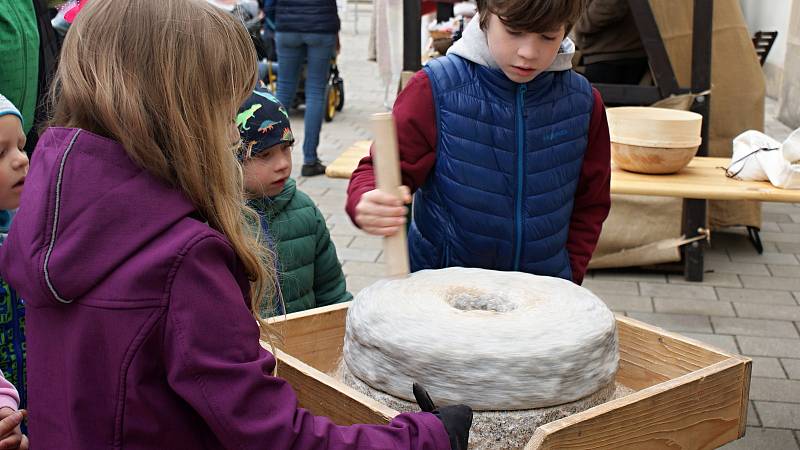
left=409, top=55, right=593, bottom=280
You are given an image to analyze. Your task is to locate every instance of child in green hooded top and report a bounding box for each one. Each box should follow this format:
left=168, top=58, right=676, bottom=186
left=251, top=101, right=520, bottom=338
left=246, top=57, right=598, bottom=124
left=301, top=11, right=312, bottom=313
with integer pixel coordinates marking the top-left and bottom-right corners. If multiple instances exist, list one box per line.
left=238, top=86, right=352, bottom=315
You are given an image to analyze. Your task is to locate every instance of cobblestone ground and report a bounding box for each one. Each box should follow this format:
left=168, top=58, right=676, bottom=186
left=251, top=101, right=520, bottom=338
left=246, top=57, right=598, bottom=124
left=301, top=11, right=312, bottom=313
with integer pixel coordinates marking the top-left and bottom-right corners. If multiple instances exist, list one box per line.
left=284, top=5, right=800, bottom=448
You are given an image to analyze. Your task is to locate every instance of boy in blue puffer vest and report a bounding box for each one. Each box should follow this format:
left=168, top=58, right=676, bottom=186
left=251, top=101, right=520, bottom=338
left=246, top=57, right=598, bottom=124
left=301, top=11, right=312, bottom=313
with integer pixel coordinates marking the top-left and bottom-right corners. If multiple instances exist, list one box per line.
left=346, top=0, right=611, bottom=285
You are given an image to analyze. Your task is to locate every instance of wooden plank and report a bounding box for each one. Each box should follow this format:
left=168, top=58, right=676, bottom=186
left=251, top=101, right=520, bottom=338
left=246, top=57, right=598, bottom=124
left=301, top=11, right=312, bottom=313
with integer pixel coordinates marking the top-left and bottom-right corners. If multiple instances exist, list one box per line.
left=325, top=140, right=371, bottom=179
left=615, top=315, right=731, bottom=390
left=611, top=157, right=800, bottom=202
left=737, top=356, right=752, bottom=438
left=275, top=349, right=397, bottom=426
left=268, top=303, right=350, bottom=374
left=526, top=357, right=751, bottom=449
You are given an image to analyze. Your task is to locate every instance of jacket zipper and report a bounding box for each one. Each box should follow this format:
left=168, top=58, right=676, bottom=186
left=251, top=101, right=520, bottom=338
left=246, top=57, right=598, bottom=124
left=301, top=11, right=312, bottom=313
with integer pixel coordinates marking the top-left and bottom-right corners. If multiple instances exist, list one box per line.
left=513, top=84, right=527, bottom=271
left=10, top=290, right=24, bottom=408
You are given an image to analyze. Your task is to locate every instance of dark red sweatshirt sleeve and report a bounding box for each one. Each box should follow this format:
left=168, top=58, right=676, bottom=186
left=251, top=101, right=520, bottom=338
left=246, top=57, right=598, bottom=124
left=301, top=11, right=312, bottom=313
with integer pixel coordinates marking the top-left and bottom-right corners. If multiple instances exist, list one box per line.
left=345, top=70, right=438, bottom=225
left=567, top=88, right=612, bottom=284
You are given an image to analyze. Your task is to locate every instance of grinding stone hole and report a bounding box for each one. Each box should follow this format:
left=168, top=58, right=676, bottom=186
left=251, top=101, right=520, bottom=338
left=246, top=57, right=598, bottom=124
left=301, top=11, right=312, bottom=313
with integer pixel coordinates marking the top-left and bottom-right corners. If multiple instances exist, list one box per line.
left=445, top=287, right=517, bottom=313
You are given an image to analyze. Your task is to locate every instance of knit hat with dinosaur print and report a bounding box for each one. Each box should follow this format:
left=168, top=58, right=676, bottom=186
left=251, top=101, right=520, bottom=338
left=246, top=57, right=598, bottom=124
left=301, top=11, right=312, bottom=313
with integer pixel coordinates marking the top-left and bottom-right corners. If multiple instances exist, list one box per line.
left=237, top=83, right=294, bottom=160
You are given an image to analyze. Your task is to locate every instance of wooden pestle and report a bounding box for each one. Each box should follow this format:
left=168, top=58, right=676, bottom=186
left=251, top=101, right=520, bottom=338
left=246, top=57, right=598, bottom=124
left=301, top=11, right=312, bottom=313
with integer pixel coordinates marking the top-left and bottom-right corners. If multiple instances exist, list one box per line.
left=370, top=113, right=410, bottom=277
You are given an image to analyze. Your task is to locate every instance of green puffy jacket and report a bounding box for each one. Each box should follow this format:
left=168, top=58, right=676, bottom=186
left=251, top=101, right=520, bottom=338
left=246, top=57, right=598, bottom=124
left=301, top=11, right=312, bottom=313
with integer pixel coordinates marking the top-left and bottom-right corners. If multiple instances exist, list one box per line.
left=0, top=1, right=39, bottom=133
left=250, top=178, right=352, bottom=315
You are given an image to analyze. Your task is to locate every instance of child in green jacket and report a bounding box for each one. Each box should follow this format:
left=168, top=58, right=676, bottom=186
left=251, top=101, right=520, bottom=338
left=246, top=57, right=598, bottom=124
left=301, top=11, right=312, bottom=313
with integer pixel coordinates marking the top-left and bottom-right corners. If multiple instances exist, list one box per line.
left=238, top=86, right=352, bottom=315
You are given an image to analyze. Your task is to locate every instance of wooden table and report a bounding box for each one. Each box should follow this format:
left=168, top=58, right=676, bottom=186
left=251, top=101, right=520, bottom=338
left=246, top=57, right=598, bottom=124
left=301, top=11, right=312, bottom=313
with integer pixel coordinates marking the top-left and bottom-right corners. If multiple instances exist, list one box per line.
left=612, top=157, right=800, bottom=202
left=611, top=156, right=800, bottom=280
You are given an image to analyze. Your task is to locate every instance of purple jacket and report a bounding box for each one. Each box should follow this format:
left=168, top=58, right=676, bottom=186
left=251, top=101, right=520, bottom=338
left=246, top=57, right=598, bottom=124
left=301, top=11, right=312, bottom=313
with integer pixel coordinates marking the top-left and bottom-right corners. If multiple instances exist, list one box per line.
left=0, top=128, right=450, bottom=450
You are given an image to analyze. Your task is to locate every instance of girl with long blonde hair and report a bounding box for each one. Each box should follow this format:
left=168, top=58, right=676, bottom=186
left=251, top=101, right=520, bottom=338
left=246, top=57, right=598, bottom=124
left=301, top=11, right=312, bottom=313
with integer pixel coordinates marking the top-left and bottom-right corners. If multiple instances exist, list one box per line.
left=0, top=0, right=468, bottom=448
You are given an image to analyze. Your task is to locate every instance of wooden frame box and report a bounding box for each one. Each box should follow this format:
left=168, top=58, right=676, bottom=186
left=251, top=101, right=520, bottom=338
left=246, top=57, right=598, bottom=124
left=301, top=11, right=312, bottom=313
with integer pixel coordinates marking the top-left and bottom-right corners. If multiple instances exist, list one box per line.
left=267, top=303, right=751, bottom=449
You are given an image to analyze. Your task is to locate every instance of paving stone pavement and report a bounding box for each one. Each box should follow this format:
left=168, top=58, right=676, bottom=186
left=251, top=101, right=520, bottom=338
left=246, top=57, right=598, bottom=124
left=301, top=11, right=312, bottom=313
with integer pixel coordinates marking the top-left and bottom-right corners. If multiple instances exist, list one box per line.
left=283, top=6, right=800, bottom=448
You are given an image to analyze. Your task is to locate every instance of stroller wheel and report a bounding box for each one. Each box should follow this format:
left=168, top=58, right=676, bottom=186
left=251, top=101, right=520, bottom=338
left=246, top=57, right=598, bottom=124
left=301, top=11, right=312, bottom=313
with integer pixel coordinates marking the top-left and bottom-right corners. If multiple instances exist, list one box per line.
left=334, top=78, right=345, bottom=111
left=325, top=84, right=336, bottom=122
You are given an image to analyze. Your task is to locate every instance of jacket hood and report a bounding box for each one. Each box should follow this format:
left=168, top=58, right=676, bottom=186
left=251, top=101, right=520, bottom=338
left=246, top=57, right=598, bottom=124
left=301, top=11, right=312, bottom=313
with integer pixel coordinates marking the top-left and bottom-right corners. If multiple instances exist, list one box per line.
left=0, top=128, right=201, bottom=306
left=447, top=13, right=575, bottom=73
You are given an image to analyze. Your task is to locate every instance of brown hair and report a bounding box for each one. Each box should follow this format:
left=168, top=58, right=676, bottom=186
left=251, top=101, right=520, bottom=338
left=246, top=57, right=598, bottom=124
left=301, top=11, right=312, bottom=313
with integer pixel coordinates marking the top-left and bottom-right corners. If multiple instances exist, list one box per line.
left=51, top=0, right=280, bottom=342
left=476, top=0, right=585, bottom=35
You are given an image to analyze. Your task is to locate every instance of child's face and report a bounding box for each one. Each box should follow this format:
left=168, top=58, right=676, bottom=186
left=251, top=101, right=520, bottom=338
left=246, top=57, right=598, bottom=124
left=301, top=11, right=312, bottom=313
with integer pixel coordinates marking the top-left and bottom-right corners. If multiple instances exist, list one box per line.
left=243, top=143, right=292, bottom=198
left=485, top=14, right=565, bottom=84
left=0, top=146, right=29, bottom=210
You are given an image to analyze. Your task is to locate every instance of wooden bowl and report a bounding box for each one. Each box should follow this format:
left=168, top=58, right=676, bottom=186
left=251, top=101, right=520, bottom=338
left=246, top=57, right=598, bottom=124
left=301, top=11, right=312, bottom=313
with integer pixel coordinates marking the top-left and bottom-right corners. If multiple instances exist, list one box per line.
left=607, top=107, right=703, bottom=174
left=611, top=142, right=699, bottom=174
left=607, top=107, right=703, bottom=148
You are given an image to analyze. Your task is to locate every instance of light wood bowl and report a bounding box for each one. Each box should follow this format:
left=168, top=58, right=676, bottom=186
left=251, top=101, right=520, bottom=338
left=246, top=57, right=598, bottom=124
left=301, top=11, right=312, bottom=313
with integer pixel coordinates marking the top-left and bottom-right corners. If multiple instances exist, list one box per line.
left=607, top=106, right=703, bottom=174
left=611, top=142, right=699, bottom=174
left=607, top=107, right=703, bottom=148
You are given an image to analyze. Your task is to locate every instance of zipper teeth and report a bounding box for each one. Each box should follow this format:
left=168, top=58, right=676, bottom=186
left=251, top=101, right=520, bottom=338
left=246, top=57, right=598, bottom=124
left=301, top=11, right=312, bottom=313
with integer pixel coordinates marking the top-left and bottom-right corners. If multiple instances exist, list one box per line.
left=11, top=290, right=24, bottom=408
left=513, top=85, right=526, bottom=271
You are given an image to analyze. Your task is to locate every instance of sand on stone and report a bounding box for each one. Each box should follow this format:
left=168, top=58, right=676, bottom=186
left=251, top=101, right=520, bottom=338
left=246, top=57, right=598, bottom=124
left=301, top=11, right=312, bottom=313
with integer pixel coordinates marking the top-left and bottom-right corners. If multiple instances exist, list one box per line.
left=334, top=360, right=635, bottom=450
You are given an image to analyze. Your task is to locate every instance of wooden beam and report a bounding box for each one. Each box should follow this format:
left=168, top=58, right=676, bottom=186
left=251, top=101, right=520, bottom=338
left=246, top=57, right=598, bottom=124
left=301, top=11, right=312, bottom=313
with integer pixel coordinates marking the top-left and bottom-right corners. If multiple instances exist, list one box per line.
left=628, top=0, right=681, bottom=97
left=691, top=0, right=713, bottom=157
left=403, top=0, right=422, bottom=71
left=683, top=0, right=713, bottom=281
left=592, top=84, right=667, bottom=105
left=436, top=1, right=454, bottom=22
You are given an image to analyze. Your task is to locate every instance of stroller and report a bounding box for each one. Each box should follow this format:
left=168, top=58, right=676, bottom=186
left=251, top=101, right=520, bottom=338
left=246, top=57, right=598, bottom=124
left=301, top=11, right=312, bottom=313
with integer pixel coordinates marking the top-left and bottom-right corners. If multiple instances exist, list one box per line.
left=251, top=10, right=345, bottom=122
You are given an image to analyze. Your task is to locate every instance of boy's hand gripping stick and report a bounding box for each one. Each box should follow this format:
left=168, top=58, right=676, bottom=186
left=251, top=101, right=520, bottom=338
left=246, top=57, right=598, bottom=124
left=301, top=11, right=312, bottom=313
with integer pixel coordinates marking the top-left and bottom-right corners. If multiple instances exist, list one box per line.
left=371, top=112, right=410, bottom=277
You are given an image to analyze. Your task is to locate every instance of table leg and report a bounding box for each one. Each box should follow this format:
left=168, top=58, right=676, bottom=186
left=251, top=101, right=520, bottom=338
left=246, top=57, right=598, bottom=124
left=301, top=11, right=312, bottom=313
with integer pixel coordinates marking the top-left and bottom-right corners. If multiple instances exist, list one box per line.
left=682, top=198, right=706, bottom=281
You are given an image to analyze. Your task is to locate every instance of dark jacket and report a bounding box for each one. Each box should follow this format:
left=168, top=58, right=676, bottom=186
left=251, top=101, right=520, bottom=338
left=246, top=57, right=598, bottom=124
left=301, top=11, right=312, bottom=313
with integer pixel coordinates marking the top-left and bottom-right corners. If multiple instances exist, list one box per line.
left=572, top=0, right=646, bottom=64
left=250, top=178, right=352, bottom=314
left=272, top=0, right=340, bottom=34
left=0, top=127, right=451, bottom=449
left=32, top=0, right=59, bottom=126
left=0, top=0, right=40, bottom=135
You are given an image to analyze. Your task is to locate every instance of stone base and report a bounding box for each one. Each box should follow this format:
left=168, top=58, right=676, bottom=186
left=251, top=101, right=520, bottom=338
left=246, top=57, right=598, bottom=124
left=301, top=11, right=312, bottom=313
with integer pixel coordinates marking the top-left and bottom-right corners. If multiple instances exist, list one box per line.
left=335, top=361, right=634, bottom=450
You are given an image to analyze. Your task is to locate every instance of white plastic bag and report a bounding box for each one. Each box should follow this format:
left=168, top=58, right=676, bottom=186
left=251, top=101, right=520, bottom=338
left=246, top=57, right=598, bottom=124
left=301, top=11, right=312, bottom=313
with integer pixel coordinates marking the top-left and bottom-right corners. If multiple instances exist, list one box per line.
left=728, top=129, right=800, bottom=189
left=783, top=128, right=800, bottom=163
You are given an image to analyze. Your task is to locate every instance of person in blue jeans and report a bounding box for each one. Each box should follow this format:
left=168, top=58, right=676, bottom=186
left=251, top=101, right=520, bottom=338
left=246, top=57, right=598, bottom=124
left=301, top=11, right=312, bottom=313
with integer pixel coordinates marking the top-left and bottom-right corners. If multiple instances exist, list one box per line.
left=267, top=0, right=339, bottom=177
